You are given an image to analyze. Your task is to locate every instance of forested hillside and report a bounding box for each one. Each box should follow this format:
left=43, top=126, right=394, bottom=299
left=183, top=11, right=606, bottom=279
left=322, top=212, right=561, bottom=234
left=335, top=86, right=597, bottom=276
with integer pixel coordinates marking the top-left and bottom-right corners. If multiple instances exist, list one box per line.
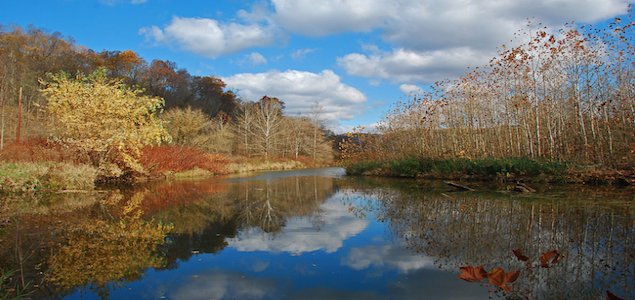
left=0, top=24, right=333, bottom=183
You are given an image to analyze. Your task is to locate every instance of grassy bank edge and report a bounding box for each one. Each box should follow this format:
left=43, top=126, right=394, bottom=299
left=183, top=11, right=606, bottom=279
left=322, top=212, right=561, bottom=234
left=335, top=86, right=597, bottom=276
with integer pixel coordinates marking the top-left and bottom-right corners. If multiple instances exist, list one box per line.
left=0, top=157, right=327, bottom=193
left=340, top=157, right=635, bottom=185
left=0, top=161, right=97, bottom=193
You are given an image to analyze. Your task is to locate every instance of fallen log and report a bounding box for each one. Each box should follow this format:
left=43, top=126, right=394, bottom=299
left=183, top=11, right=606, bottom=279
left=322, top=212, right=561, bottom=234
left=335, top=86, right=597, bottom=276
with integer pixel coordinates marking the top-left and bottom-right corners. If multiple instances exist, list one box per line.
left=514, top=182, right=536, bottom=193
left=444, top=181, right=475, bottom=191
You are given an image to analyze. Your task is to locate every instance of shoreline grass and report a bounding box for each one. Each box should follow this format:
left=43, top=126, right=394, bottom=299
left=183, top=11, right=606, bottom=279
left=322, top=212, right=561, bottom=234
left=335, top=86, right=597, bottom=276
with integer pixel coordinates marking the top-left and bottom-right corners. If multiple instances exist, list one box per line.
left=340, top=157, right=631, bottom=184
left=0, top=161, right=97, bottom=193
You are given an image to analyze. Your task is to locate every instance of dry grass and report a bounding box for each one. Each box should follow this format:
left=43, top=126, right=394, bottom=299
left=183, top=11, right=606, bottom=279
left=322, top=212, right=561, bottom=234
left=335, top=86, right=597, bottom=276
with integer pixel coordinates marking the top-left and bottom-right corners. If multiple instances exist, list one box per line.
left=0, top=161, right=97, bottom=193
left=227, top=156, right=307, bottom=173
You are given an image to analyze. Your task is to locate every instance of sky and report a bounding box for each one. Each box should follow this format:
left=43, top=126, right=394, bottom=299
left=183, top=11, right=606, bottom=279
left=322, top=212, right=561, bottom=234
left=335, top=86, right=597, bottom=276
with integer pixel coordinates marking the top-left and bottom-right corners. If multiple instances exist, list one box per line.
left=1, top=0, right=633, bottom=133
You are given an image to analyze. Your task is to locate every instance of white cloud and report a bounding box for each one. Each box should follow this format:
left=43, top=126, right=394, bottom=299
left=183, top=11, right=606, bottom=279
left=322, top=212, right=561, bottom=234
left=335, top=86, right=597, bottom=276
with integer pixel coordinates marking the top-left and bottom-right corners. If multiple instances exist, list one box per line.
left=239, top=52, right=268, bottom=66
left=222, top=69, right=369, bottom=123
left=271, top=0, right=394, bottom=36
left=290, top=48, right=316, bottom=60
left=342, top=245, right=436, bottom=274
left=338, top=47, right=490, bottom=83
left=228, top=195, right=369, bottom=254
left=139, top=16, right=278, bottom=58
left=271, top=0, right=629, bottom=47
left=399, top=84, right=422, bottom=95
left=171, top=271, right=278, bottom=300
left=275, top=0, right=630, bottom=83
left=333, top=123, right=379, bottom=134
left=140, top=0, right=631, bottom=84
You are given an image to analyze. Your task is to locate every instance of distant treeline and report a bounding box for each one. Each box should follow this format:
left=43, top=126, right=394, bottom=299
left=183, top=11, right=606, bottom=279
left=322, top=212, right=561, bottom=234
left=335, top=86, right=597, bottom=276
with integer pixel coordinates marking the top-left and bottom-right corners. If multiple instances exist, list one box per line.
left=0, top=24, right=237, bottom=119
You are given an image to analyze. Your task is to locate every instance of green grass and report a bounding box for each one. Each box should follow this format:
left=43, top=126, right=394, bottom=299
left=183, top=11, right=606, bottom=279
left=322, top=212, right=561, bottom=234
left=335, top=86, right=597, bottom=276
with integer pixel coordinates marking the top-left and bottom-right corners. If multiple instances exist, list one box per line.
left=343, top=157, right=570, bottom=181
left=0, top=161, right=97, bottom=193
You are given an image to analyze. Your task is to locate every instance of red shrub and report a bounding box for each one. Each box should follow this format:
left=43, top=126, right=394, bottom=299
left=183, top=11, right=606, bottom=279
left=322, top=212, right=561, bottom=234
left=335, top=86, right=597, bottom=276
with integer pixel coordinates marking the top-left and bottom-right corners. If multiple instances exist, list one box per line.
left=139, top=145, right=229, bottom=175
left=0, top=137, right=90, bottom=164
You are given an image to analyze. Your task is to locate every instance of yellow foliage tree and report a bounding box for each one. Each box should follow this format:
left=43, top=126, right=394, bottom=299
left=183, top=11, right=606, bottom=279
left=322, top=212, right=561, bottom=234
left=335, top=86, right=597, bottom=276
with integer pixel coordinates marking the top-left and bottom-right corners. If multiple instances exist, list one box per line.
left=40, top=68, right=171, bottom=174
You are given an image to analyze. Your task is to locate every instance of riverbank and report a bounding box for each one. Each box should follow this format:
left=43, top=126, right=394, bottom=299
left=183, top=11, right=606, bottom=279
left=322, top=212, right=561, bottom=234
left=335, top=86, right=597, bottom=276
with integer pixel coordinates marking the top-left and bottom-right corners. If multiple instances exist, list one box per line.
left=341, top=157, right=635, bottom=185
left=0, top=161, right=97, bottom=193
left=0, top=156, right=331, bottom=194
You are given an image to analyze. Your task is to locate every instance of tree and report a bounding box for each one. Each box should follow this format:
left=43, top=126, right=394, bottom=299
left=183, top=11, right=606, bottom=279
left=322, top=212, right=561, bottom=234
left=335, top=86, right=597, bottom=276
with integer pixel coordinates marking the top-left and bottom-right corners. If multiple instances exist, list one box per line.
left=308, top=101, right=331, bottom=163
left=40, top=68, right=170, bottom=174
left=161, top=106, right=213, bottom=150
left=252, top=96, right=286, bottom=159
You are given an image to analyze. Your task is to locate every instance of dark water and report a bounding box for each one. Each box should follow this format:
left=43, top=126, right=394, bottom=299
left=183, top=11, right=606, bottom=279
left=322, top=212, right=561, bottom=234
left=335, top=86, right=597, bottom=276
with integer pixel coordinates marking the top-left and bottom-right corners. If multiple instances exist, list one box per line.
left=1, top=168, right=634, bottom=299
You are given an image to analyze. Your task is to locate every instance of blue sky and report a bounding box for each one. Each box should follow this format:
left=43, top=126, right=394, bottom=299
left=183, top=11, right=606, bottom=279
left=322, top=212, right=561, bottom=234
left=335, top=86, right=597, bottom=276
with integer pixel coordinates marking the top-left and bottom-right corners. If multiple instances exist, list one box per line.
left=2, top=0, right=633, bottom=133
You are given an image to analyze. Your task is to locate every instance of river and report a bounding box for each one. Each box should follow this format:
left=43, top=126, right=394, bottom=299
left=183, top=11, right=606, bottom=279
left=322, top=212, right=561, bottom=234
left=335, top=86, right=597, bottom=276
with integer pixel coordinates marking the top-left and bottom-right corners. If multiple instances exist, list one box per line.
left=1, top=167, right=633, bottom=299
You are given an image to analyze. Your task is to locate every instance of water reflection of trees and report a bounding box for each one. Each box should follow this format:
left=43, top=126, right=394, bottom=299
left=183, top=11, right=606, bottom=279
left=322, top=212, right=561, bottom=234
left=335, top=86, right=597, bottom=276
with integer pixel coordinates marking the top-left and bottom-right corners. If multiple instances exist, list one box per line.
left=340, top=179, right=635, bottom=299
left=0, top=191, right=172, bottom=300
left=150, top=175, right=338, bottom=269
left=0, top=174, right=338, bottom=299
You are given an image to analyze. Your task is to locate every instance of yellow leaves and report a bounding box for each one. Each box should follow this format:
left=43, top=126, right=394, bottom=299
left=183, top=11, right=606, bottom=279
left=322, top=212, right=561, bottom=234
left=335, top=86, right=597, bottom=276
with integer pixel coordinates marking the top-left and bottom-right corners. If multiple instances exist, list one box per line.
left=40, top=68, right=171, bottom=174
left=45, top=190, right=173, bottom=292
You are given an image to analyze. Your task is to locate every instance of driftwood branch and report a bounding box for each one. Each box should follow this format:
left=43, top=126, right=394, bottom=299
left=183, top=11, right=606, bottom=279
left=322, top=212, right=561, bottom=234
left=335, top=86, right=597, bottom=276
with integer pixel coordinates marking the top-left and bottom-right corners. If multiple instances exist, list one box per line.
left=514, top=182, right=536, bottom=193
left=444, top=181, right=475, bottom=191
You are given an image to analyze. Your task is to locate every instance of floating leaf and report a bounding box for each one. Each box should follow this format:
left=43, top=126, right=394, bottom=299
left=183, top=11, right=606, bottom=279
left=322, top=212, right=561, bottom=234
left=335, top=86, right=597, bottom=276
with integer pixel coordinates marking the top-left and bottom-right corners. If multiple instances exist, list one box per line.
left=539, top=250, right=560, bottom=268
left=487, top=268, right=506, bottom=286
left=512, top=248, right=530, bottom=261
left=487, top=268, right=520, bottom=292
left=607, top=290, right=625, bottom=300
left=458, top=265, right=487, bottom=283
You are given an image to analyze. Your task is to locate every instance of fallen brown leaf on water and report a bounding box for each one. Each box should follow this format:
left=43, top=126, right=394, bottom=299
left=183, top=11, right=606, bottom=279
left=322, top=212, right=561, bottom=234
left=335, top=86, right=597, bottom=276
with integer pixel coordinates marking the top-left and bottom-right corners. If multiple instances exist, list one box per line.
left=487, top=267, right=520, bottom=292
left=512, top=248, right=530, bottom=261
left=539, top=250, right=560, bottom=268
left=458, top=265, right=487, bottom=283
left=606, top=290, right=625, bottom=300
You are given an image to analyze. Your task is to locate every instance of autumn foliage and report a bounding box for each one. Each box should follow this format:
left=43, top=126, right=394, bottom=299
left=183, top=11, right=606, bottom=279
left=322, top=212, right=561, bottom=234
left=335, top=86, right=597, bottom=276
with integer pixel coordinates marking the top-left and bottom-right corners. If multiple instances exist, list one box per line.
left=341, top=13, right=635, bottom=175
left=41, top=68, right=171, bottom=174
left=139, top=145, right=229, bottom=175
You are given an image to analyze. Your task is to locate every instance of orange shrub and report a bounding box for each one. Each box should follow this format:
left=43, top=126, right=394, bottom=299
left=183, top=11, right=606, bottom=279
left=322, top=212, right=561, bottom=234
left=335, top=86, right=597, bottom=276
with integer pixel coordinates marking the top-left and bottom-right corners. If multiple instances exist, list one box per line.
left=139, top=145, right=229, bottom=175
left=0, top=137, right=90, bottom=165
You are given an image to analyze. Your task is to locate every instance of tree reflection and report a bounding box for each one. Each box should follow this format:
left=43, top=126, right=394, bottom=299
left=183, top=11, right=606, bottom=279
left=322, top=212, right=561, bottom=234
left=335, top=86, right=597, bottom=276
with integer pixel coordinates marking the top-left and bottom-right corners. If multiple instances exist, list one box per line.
left=340, top=179, right=635, bottom=299
left=45, top=192, right=173, bottom=298
left=0, top=190, right=172, bottom=299
left=151, top=175, right=339, bottom=268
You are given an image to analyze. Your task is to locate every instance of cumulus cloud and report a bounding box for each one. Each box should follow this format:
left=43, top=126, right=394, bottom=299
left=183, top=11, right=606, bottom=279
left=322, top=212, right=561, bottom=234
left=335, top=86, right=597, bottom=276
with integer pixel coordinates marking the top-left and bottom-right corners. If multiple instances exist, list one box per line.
left=239, top=52, right=268, bottom=66
left=139, top=16, right=278, bottom=58
left=271, top=0, right=393, bottom=36
left=271, top=0, right=628, bottom=47
left=228, top=195, right=369, bottom=254
left=338, top=47, right=491, bottom=83
left=399, top=84, right=422, bottom=95
left=140, top=0, right=631, bottom=84
left=291, top=48, right=316, bottom=60
left=171, top=270, right=278, bottom=300
left=275, top=0, right=630, bottom=83
left=342, top=245, right=436, bottom=274
left=222, top=69, right=369, bottom=122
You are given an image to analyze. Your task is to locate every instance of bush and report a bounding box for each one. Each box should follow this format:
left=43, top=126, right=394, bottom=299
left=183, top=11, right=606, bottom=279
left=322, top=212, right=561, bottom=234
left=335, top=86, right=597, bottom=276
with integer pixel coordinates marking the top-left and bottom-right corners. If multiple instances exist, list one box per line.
left=390, top=159, right=422, bottom=177
left=139, top=145, right=229, bottom=176
left=0, top=137, right=89, bottom=165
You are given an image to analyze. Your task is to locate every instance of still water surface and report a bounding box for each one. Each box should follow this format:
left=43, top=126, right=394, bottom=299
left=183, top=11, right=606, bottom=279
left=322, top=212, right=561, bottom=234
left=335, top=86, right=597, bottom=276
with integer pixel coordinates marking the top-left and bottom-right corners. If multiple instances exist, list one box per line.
left=1, top=168, right=634, bottom=299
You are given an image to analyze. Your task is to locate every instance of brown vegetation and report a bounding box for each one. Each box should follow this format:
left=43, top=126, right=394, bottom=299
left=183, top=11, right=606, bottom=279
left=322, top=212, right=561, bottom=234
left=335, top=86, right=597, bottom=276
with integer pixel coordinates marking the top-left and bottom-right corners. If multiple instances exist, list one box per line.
left=340, top=14, right=635, bottom=181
